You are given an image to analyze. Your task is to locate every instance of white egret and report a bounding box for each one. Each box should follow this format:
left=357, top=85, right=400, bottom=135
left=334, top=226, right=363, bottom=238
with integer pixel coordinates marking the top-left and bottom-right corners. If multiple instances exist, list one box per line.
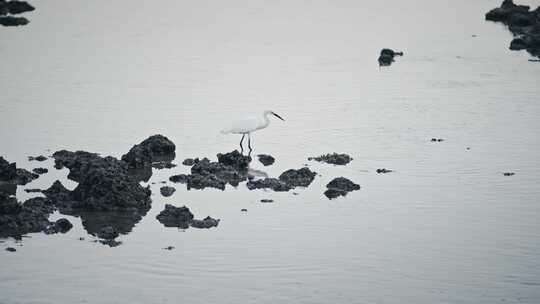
left=221, top=110, right=285, bottom=152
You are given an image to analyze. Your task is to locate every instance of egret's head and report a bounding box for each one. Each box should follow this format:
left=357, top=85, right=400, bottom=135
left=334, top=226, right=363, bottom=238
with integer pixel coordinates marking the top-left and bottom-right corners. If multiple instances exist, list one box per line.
left=264, top=110, right=285, bottom=121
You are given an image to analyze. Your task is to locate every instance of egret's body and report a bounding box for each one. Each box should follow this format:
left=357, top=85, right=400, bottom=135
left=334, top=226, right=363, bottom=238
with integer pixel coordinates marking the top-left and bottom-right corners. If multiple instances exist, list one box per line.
left=221, top=110, right=285, bottom=152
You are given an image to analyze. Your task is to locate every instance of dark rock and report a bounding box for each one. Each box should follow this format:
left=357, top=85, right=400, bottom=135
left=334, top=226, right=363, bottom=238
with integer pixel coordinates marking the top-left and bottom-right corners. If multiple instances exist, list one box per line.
left=163, top=246, right=175, bottom=250
left=431, top=138, right=444, bottom=142
left=121, top=135, right=176, bottom=169
left=0, top=16, right=28, bottom=26
left=32, top=168, right=48, bottom=175
left=50, top=150, right=151, bottom=212
left=190, top=216, right=220, bottom=229
left=279, top=167, right=317, bottom=188
left=378, top=48, right=404, bottom=66
left=241, top=208, right=247, bottom=212
left=324, top=177, right=361, bottom=199
left=217, top=150, right=251, bottom=170
left=260, top=199, right=274, bottom=203
left=503, top=172, right=515, bottom=176
left=246, top=178, right=291, bottom=192
left=257, top=154, right=275, bottom=166
left=160, top=186, right=176, bottom=197
left=510, top=37, right=528, bottom=50
left=28, top=155, right=47, bottom=162
left=376, top=168, right=393, bottom=174
left=5, top=1, right=34, bottom=14
left=0, top=157, right=38, bottom=185
left=97, top=226, right=119, bottom=240
left=308, top=153, right=352, bottom=165
left=44, top=150, right=152, bottom=242
left=5, top=247, right=16, bottom=252
left=44, top=218, right=73, bottom=234
left=486, top=0, right=540, bottom=59
left=0, top=196, right=56, bottom=239
left=156, top=204, right=193, bottom=228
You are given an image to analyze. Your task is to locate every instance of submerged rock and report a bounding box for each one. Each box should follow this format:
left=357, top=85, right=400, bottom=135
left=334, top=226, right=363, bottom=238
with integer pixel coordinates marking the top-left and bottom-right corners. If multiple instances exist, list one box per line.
left=376, top=168, right=393, bottom=174
left=160, top=186, right=176, bottom=197
left=246, top=178, right=291, bottom=192
left=5, top=247, right=16, bottom=252
left=378, top=48, right=404, bottom=66
left=32, top=168, right=48, bottom=175
left=28, top=155, right=47, bottom=162
left=503, top=172, right=515, bottom=176
left=308, top=153, right=352, bottom=165
left=257, top=154, right=275, bottom=166
left=324, top=177, right=361, bottom=199
left=260, top=199, right=274, bottom=203
left=121, top=135, right=176, bottom=169
left=486, top=0, right=540, bottom=59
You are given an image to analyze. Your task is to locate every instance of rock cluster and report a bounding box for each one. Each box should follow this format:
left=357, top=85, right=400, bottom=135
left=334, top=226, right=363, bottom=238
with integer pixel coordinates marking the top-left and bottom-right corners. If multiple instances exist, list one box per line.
left=486, top=0, right=540, bottom=58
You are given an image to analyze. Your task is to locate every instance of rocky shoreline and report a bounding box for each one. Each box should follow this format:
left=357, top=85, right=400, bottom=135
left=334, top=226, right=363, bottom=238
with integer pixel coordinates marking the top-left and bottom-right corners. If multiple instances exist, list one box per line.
left=1, top=134, right=362, bottom=245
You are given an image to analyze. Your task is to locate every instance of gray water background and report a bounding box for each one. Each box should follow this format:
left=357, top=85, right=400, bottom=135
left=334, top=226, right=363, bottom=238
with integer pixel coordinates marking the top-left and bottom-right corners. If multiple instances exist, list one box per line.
left=1, top=0, right=540, bottom=303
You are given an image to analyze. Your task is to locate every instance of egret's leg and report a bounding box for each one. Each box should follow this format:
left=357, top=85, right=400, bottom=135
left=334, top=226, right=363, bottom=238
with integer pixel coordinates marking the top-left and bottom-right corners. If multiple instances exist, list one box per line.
left=239, top=134, right=245, bottom=152
left=248, top=133, right=253, bottom=151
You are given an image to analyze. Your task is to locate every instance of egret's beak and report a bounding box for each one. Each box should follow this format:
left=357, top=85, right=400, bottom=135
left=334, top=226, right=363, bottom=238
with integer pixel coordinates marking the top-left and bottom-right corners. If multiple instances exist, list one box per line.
left=272, top=112, right=285, bottom=121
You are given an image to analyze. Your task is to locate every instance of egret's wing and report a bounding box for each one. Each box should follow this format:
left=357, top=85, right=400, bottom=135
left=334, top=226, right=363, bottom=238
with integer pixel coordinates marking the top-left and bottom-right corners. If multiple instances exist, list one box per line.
left=221, top=116, right=261, bottom=134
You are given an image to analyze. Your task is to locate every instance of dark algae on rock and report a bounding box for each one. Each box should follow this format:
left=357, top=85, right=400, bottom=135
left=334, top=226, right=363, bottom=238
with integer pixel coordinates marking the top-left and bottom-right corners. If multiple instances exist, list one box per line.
left=486, top=0, right=540, bottom=59
left=324, top=177, right=361, bottom=199
left=160, top=186, right=176, bottom=197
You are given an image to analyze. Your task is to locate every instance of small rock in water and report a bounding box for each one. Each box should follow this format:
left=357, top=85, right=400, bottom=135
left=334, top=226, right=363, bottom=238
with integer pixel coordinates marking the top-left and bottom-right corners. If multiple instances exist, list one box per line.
left=257, top=154, right=275, bottom=166
left=431, top=138, right=444, bottom=142
left=278, top=167, right=317, bottom=188
left=378, top=48, right=404, bottom=66
left=260, top=199, right=274, bottom=203
left=503, top=172, right=515, bottom=176
left=28, top=155, right=47, bottom=162
left=241, top=208, right=248, bottom=212
left=324, top=177, right=361, bottom=199
left=79, top=237, right=85, bottom=241
left=5, top=247, right=16, bottom=252
left=376, top=168, right=393, bottom=174
left=156, top=204, right=194, bottom=228
left=163, top=246, right=175, bottom=250
left=0, top=16, right=28, bottom=26
left=190, top=216, right=220, bottom=229
left=32, top=168, right=48, bottom=175
left=160, top=186, right=176, bottom=197
left=308, top=153, right=352, bottom=165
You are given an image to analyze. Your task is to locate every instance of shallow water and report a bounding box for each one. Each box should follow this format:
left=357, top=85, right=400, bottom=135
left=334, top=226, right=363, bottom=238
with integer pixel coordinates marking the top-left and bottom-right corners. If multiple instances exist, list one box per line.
left=1, top=0, right=540, bottom=303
